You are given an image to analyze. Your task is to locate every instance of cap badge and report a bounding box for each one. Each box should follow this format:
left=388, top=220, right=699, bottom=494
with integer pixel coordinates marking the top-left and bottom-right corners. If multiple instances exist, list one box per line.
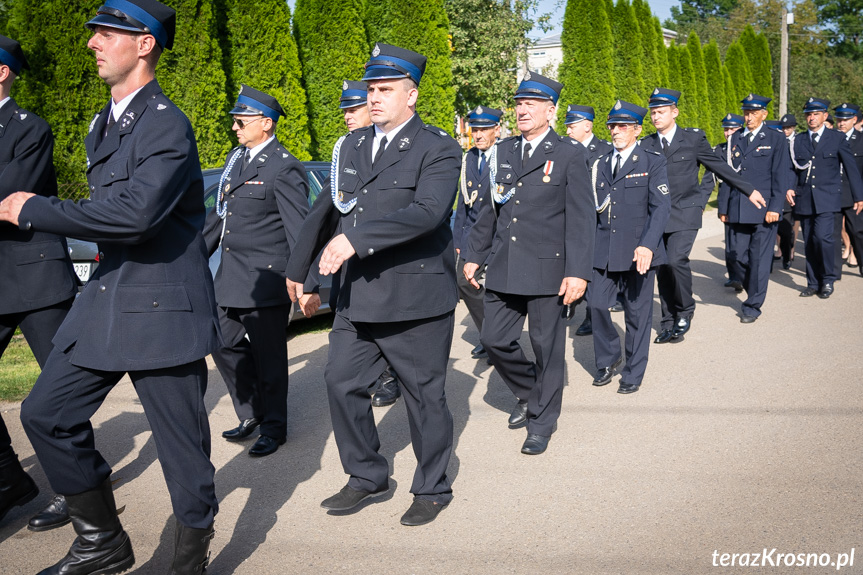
left=343, top=81, right=349, bottom=90
left=747, top=94, right=753, bottom=101
left=475, top=106, right=482, bottom=115
left=726, top=114, right=732, bottom=120
left=614, top=101, right=622, bottom=110
left=372, top=44, right=381, bottom=57
left=524, top=71, right=531, bottom=81
left=239, top=86, right=245, bottom=94
left=653, top=88, right=659, bottom=95
left=808, top=97, right=814, bottom=103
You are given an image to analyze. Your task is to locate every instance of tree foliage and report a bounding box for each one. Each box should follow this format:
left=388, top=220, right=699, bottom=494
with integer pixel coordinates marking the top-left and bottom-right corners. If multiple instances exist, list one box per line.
left=447, top=0, right=537, bottom=115
left=294, top=0, right=367, bottom=159
left=814, top=0, right=863, bottom=59
left=703, top=40, right=729, bottom=142
left=724, top=40, right=754, bottom=103
left=722, top=64, right=738, bottom=113
left=610, top=0, right=645, bottom=108
left=557, top=0, right=615, bottom=139
left=226, top=0, right=311, bottom=161
left=370, top=0, right=456, bottom=134
left=686, top=31, right=713, bottom=140
left=5, top=0, right=109, bottom=185
left=676, top=46, right=698, bottom=130
left=738, top=25, right=773, bottom=116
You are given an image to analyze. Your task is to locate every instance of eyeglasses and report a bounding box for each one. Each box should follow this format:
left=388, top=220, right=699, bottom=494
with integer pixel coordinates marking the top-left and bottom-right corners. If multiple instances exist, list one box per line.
left=607, top=123, right=637, bottom=131
left=232, top=117, right=264, bottom=129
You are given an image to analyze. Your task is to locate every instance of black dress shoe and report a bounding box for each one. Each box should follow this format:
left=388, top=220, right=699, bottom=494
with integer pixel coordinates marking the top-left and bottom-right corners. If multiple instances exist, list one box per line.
left=575, top=316, right=592, bottom=336
left=470, top=344, right=488, bottom=359
left=592, top=356, right=623, bottom=386
left=371, top=376, right=401, bottom=407
left=740, top=314, right=757, bottom=324
left=799, top=287, right=818, bottom=297
left=521, top=433, right=551, bottom=455
left=617, top=382, right=640, bottom=394
left=248, top=435, right=285, bottom=457
left=818, top=283, right=834, bottom=299
left=222, top=418, right=260, bottom=442
left=653, top=329, right=674, bottom=344
left=400, top=498, right=447, bottom=526
left=671, top=317, right=691, bottom=339
left=609, top=301, right=624, bottom=313
left=507, top=400, right=528, bottom=427
left=782, top=259, right=792, bottom=270
left=28, top=494, right=71, bottom=532
left=729, top=280, right=744, bottom=292
left=321, top=485, right=388, bottom=511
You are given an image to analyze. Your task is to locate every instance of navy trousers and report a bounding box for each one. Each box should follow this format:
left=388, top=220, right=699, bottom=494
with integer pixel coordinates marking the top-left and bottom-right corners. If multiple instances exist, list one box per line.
left=0, top=299, right=72, bottom=452
left=325, top=311, right=454, bottom=505
left=799, top=212, right=837, bottom=289
left=21, top=349, right=217, bottom=528
left=590, top=267, right=656, bottom=388
left=211, top=304, right=290, bottom=440
left=728, top=221, right=777, bottom=318
left=657, top=229, right=698, bottom=330
left=456, top=254, right=485, bottom=335
left=481, top=290, right=567, bottom=436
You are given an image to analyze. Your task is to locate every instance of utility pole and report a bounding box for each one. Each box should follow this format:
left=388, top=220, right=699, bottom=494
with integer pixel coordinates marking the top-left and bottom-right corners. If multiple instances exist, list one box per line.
left=779, top=8, right=793, bottom=117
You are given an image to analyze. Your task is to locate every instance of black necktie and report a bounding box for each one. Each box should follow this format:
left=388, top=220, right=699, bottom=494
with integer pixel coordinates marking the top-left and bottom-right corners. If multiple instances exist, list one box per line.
left=104, top=113, right=116, bottom=138
left=373, top=136, right=387, bottom=165
left=522, top=142, right=531, bottom=167
left=811, top=133, right=818, bottom=149
left=242, top=148, right=251, bottom=169
left=613, top=154, right=621, bottom=178
left=661, top=137, right=671, bottom=157
left=479, top=151, right=487, bottom=173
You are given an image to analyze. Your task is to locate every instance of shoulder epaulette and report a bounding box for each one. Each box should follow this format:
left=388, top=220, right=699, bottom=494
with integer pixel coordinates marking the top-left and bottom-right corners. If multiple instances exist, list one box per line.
left=422, top=125, right=451, bottom=138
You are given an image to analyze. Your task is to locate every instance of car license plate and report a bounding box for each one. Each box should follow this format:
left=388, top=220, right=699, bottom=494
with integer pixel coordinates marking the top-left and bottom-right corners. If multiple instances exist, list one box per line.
left=74, top=263, right=92, bottom=282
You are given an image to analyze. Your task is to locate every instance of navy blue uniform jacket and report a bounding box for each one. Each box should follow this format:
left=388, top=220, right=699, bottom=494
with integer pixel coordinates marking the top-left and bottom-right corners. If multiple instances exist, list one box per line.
left=0, top=99, right=77, bottom=315
left=204, top=139, right=309, bottom=308
left=841, top=130, right=863, bottom=208
left=791, top=129, right=863, bottom=216
left=466, top=130, right=595, bottom=295
left=718, top=126, right=795, bottom=224
left=641, top=127, right=755, bottom=232
left=453, top=147, right=491, bottom=263
left=593, top=149, right=670, bottom=271
left=286, top=114, right=461, bottom=323
left=17, top=80, right=220, bottom=371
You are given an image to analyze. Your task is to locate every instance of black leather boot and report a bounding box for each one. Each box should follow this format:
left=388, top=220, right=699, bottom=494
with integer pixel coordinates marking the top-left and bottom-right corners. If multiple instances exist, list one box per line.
left=29, top=494, right=72, bottom=531
left=38, top=479, right=134, bottom=575
left=169, top=520, right=214, bottom=574
left=371, top=368, right=401, bottom=407
left=0, top=446, right=39, bottom=522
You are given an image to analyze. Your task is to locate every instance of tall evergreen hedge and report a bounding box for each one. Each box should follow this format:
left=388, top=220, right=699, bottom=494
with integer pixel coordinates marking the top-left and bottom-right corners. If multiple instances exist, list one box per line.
left=703, top=40, right=728, bottom=142
left=739, top=26, right=774, bottom=117
left=5, top=0, right=109, bottom=186
left=686, top=31, right=713, bottom=140
left=294, top=0, right=368, bottom=158
left=558, top=0, right=616, bottom=139
left=725, top=40, right=754, bottom=104
left=632, top=0, right=660, bottom=98
left=227, top=0, right=311, bottom=161
left=370, top=0, right=455, bottom=134
left=722, top=64, right=738, bottom=113
left=654, top=18, right=670, bottom=87
left=610, top=0, right=645, bottom=108
left=158, top=0, right=231, bottom=169
left=676, top=47, right=698, bottom=130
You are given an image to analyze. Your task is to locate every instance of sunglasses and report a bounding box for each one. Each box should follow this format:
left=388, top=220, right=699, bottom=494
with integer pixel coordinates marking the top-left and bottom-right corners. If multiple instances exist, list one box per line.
left=232, top=117, right=264, bottom=129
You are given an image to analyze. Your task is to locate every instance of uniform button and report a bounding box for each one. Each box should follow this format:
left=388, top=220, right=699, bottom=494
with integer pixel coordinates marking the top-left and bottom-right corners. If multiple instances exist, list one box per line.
left=515, top=200, right=520, bottom=205
left=362, top=189, right=368, bottom=194
left=100, top=285, right=106, bottom=292
left=612, top=230, right=616, bottom=233
left=225, top=230, right=230, bottom=234
left=90, top=186, right=95, bottom=191
left=228, top=212, right=232, bottom=216
left=511, top=236, right=517, bottom=241
left=517, top=182, right=523, bottom=187
left=153, top=301, right=159, bottom=308
left=267, top=264, right=272, bottom=269
left=394, top=180, right=398, bottom=185
left=613, top=215, right=617, bottom=219
left=358, top=207, right=364, bottom=213
left=225, top=247, right=230, bottom=252
left=512, top=217, right=518, bottom=223
left=40, top=253, right=45, bottom=259
left=230, top=194, right=235, bottom=198
left=612, top=201, right=617, bottom=205
left=368, top=248, right=374, bottom=255
left=420, top=264, right=425, bottom=269
left=23, top=221, right=31, bottom=230
left=478, top=184, right=482, bottom=188
left=556, top=253, right=560, bottom=257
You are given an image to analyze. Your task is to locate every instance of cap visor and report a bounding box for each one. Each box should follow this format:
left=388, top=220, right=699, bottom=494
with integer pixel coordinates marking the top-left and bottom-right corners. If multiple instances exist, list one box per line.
left=362, top=68, right=408, bottom=81
left=229, top=105, right=263, bottom=116
left=86, top=14, right=144, bottom=34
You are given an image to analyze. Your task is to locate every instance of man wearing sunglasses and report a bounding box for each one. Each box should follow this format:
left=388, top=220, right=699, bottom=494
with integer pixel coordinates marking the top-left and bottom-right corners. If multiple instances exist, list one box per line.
left=203, top=85, right=310, bottom=458
left=0, top=1, right=220, bottom=572
left=588, top=101, right=670, bottom=395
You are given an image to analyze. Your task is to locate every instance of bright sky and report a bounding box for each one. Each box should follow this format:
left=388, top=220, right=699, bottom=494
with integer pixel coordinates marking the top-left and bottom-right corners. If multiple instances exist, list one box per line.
left=531, top=0, right=680, bottom=38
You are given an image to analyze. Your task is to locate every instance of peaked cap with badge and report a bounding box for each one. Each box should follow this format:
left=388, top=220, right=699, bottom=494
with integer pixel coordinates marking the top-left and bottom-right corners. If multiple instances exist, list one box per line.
left=0, top=34, right=29, bottom=74
left=722, top=113, right=745, bottom=128
left=802, top=97, right=830, bottom=113
left=514, top=70, right=562, bottom=104
left=340, top=80, right=367, bottom=109
left=648, top=87, right=681, bottom=108
left=607, top=100, right=647, bottom=125
left=467, top=106, right=503, bottom=128
left=740, top=93, right=771, bottom=110
left=362, top=43, right=426, bottom=84
left=86, top=0, right=176, bottom=49
left=833, top=103, right=860, bottom=120
left=780, top=114, right=797, bottom=128
left=230, top=84, right=284, bottom=121
left=564, top=105, right=595, bottom=125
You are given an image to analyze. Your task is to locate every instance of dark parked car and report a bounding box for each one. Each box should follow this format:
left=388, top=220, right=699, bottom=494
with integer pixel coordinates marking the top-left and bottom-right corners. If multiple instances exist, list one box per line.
left=69, top=162, right=332, bottom=322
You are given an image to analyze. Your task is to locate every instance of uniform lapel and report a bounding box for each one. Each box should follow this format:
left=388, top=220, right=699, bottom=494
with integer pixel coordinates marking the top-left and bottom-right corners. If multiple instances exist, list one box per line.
left=87, top=81, right=160, bottom=169
left=0, top=97, right=17, bottom=139
left=466, top=148, right=482, bottom=182
left=522, top=129, right=557, bottom=176
left=238, top=138, right=278, bottom=183
left=640, top=133, right=661, bottom=155
left=612, top=148, right=639, bottom=183
left=666, top=130, right=683, bottom=156
left=352, top=128, right=374, bottom=183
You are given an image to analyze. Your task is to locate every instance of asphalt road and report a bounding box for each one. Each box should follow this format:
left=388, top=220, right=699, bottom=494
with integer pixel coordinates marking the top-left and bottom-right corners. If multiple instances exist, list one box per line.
left=1, top=215, right=862, bottom=574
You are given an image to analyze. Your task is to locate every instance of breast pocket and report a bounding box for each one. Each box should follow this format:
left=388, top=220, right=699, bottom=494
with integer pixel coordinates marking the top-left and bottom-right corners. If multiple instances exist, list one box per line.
left=102, top=157, right=129, bottom=187
left=234, top=183, right=269, bottom=218
left=528, top=173, right=562, bottom=207
left=624, top=177, right=648, bottom=204
left=117, top=284, right=195, bottom=361
left=13, top=240, right=75, bottom=303
left=338, top=170, right=360, bottom=204
left=377, top=170, right=417, bottom=213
